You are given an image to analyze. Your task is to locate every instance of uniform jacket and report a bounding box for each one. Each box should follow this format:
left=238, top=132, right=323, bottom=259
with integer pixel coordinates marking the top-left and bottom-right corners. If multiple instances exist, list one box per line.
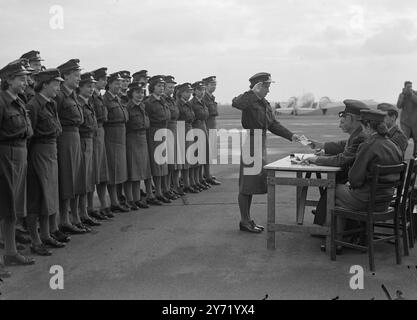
left=91, top=91, right=108, bottom=124
left=26, top=93, right=62, bottom=143
left=0, top=90, right=33, bottom=142
left=103, top=91, right=129, bottom=125
left=190, top=96, right=209, bottom=127
left=203, top=92, right=218, bottom=117
left=348, top=134, right=402, bottom=207
left=54, top=84, right=84, bottom=128
left=397, top=91, right=417, bottom=126
left=144, top=94, right=170, bottom=128
left=317, top=126, right=367, bottom=168
left=78, top=95, right=98, bottom=138
left=177, top=98, right=195, bottom=127
left=388, top=125, right=408, bottom=157
left=163, top=96, right=179, bottom=121
left=126, top=100, right=150, bottom=132
left=232, top=90, right=293, bottom=140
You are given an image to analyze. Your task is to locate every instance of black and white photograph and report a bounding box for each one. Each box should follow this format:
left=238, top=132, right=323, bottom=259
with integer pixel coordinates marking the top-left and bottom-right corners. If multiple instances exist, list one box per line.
left=0, top=0, right=417, bottom=305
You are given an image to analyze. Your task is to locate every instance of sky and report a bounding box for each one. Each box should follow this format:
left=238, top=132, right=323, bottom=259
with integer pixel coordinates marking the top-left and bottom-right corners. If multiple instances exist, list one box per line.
left=1, top=0, right=417, bottom=104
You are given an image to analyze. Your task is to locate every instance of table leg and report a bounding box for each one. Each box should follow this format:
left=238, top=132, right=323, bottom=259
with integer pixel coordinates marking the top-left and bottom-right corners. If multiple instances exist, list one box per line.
left=296, top=172, right=309, bottom=225
left=326, top=172, right=336, bottom=257
left=267, top=170, right=276, bottom=250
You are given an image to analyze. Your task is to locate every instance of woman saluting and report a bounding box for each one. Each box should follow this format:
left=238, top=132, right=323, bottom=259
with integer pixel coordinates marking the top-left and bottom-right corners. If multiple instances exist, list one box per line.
left=232, top=73, right=299, bottom=233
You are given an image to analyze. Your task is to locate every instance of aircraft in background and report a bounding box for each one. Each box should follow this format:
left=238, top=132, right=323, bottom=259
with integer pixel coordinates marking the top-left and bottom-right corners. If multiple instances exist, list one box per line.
left=275, top=94, right=380, bottom=116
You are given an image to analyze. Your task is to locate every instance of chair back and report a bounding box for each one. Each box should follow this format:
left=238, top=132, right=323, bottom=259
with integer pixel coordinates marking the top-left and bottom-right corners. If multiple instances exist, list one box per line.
left=368, top=163, right=407, bottom=214
left=400, top=158, right=417, bottom=211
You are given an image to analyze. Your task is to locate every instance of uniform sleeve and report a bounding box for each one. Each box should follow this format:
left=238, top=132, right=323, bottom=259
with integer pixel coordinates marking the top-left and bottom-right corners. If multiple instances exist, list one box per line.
left=26, top=101, right=38, bottom=132
left=232, top=92, right=251, bottom=111
left=397, top=93, right=405, bottom=109
left=268, top=119, right=294, bottom=141
left=411, top=91, right=417, bottom=105
left=192, top=103, right=204, bottom=120
left=348, top=142, right=372, bottom=189
left=324, top=140, right=347, bottom=155
left=391, top=130, right=409, bottom=156
left=317, top=135, right=366, bottom=167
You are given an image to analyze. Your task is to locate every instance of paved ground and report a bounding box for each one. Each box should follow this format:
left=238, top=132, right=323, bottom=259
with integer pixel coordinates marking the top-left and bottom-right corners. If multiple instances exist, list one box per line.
left=1, top=114, right=417, bottom=300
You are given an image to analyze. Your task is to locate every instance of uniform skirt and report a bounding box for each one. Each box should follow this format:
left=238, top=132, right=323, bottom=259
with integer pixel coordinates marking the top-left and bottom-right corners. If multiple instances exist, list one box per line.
left=0, top=145, right=27, bottom=220
left=78, top=137, right=95, bottom=194
left=192, top=120, right=209, bottom=166
left=93, top=126, right=109, bottom=184
left=239, top=134, right=267, bottom=195
left=206, top=116, right=217, bottom=130
left=147, top=126, right=168, bottom=177
left=105, top=125, right=127, bottom=185
left=126, top=130, right=152, bottom=181
left=57, top=130, right=82, bottom=200
left=178, top=123, right=193, bottom=170
left=27, top=143, right=59, bottom=216
left=167, top=121, right=181, bottom=171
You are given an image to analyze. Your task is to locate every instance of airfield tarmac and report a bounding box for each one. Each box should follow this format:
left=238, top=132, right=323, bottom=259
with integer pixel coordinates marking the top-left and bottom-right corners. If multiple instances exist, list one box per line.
left=1, top=113, right=417, bottom=300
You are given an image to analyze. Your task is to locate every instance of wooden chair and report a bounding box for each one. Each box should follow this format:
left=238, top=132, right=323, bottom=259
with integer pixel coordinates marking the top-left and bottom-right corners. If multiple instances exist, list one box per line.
left=330, top=163, right=407, bottom=272
left=374, top=158, right=417, bottom=256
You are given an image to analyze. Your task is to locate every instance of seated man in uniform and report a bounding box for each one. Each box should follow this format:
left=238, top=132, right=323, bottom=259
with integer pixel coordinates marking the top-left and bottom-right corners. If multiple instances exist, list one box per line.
left=377, top=103, right=408, bottom=158
left=304, top=100, right=369, bottom=226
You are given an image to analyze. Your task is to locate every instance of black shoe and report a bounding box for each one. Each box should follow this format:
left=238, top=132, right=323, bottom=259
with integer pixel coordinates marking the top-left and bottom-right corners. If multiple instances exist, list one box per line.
left=74, top=223, right=92, bottom=233
left=30, top=244, right=52, bottom=257
left=157, top=196, right=171, bottom=204
left=184, top=186, right=198, bottom=194
left=42, top=238, right=66, bottom=249
left=128, top=201, right=140, bottom=211
left=3, top=253, right=35, bottom=266
left=51, top=230, right=71, bottom=243
left=140, top=190, right=147, bottom=197
left=89, top=210, right=109, bottom=221
left=81, top=217, right=101, bottom=227
left=250, top=220, right=265, bottom=231
left=111, top=204, right=130, bottom=213
left=192, top=185, right=202, bottom=193
left=202, top=181, right=211, bottom=188
left=207, top=178, right=221, bottom=186
left=147, top=198, right=163, bottom=206
left=311, top=209, right=317, bottom=215
left=198, top=183, right=209, bottom=190
left=101, top=208, right=115, bottom=219
left=240, top=223, right=262, bottom=234
left=174, top=189, right=186, bottom=197
left=59, top=224, right=87, bottom=235
left=164, top=192, right=178, bottom=200
left=135, top=201, right=150, bottom=209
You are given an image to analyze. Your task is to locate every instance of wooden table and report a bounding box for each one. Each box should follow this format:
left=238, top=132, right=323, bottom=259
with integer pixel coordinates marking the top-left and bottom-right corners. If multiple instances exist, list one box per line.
left=264, top=154, right=342, bottom=254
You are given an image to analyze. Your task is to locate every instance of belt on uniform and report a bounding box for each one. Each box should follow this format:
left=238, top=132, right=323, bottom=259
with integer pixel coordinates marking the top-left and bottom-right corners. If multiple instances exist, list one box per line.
left=30, top=137, right=57, bottom=145
left=104, top=122, right=125, bottom=128
left=127, top=128, right=147, bottom=134
left=62, top=126, right=79, bottom=132
left=249, top=129, right=267, bottom=136
left=150, top=122, right=167, bottom=129
left=0, top=139, right=26, bottom=147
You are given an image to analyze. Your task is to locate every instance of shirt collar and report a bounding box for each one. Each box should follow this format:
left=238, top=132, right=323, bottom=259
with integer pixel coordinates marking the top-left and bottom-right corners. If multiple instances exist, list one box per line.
left=107, top=91, right=118, bottom=100
left=61, top=84, right=73, bottom=96
left=6, top=90, right=18, bottom=101
left=152, top=93, right=161, bottom=101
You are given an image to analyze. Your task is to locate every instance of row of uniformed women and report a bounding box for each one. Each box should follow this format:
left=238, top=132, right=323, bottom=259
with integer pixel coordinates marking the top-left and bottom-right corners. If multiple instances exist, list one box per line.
left=0, top=58, right=220, bottom=277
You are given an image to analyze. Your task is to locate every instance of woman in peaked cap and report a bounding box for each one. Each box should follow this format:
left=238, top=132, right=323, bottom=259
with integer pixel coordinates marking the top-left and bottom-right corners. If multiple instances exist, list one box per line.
left=232, top=72, right=299, bottom=233
left=76, top=73, right=100, bottom=230
left=88, top=68, right=112, bottom=220
left=124, top=81, right=155, bottom=209
left=189, top=81, right=211, bottom=192
left=0, top=60, right=35, bottom=267
left=103, top=72, right=130, bottom=213
left=26, top=69, right=66, bottom=257
left=55, top=59, right=86, bottom=235
left=163, top=75, right=182, bottom=199
left=144, top=76, right=172, bottom=204
left=176, top=83, right=199, bottom=194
